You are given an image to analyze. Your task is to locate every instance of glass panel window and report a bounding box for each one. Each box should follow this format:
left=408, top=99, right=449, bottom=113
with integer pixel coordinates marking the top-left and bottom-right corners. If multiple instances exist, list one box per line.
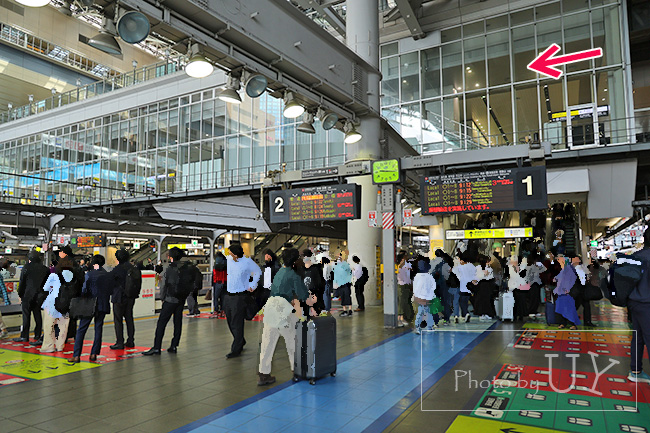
left=422, top=100, right=444, bottom=152
left=400, top=52, right=420, bottom=102
left=563, top=13, right=592, bottom=72
left=536, top=2, right=561, bottom=20
left=514, top=84, right=540, bottom=144
left=442, top=95, right=464, bottom=150
left=464, top=36, right=486, bottom=91
left=381, top=43, right=398, bottom=57
left=486, top=15, right=509, bottom=32
left=512, top=26, right=536, bottom=82
left=463, top=21, right=484, bottom=38
left=488, top=88, right=514, bottom=146
left=465, top=92, right=488, bottom=147
left=563, top=0, right=589, bottom=14
left=400, top=103, right=422, bottom=148
left=592, top=6, right=622, bottom=68
left=421, top=47, right=441, bottom=98
left=381, top=57, right=400, bottom=105
left=566, top=73, right=593, bottom=106
left=540, top=80, right=566, bottom=149
left=441, top=26, right=461, bottom=43
left=487, top=31, right=511, bottom=86
left=510, top=8, right=534, bottom=26
left=442, top=42, right=463, bottom=95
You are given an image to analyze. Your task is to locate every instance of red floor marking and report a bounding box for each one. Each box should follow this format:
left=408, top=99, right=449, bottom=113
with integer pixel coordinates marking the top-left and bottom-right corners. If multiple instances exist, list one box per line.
left=0, top=340, right=148, bottom=364
left=185, top=312, right=263, bottom=321
left=0, top=373, right=28, bottom=386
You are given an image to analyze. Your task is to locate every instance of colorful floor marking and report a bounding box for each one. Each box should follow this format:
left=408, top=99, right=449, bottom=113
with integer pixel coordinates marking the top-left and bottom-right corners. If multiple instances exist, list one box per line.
left=448, top=363, right=650, bottom=433
left=0, top=372, right=28, bottom=386
left=513, top=330, right=648, bottom=359
left=0, top=340, right=148, bottom=364
left=0, top=348, right=100, bottom=380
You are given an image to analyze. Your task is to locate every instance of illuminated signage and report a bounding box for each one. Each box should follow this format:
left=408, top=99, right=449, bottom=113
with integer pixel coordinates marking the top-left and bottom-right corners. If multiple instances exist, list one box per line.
left=269, top=184, right=361, bottom=223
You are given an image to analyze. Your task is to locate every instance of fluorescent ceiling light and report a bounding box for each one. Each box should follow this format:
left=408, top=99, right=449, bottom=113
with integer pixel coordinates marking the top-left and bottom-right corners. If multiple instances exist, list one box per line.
left=15, top=0, right=50, bottom=6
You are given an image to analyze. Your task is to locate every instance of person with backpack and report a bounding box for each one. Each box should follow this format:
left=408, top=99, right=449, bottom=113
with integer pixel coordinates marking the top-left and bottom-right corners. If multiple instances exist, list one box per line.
left=185, top=265, right=203, bottom=317
left=109, top=249, right=142, bottom=349
left=321, top=257, right=334, bottom=312
left=333, top=256, right=353, bottom=317
left=70, top=254, right=111, bottom=363
left=300, top=249, right=326, bottom=313
left=212, top=252, right=227, bottom=317
left=626, top=230, right=650, bottom=383
left=351, top=256, right=368, bottom=312
left=224, top=244, right=261, bottom=359
left=143, top=247, right=200, bottom=355
left=14, top=251, right=49, bottom=343
left=40, top=266, right=78, bottom=352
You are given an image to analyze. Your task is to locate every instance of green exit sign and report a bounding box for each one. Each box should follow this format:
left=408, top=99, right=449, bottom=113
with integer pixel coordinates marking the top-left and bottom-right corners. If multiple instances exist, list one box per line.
left=590, top=240, right=598, bottom=247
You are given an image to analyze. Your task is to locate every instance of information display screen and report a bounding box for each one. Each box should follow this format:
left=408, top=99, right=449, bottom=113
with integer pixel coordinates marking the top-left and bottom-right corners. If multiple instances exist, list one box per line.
left=421, top=166, right=547, bottom=215
left=269, top=184, right=361, bottom=223
left=74, top=235, right=105, bottom=248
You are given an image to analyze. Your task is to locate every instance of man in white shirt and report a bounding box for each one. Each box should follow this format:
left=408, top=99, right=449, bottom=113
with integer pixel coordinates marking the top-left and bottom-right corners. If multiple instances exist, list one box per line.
left=453, top=253, right=478, bottom=323
left=351, top=256, right=366, bottom=312
left=224, top=244, right=261, bottom=359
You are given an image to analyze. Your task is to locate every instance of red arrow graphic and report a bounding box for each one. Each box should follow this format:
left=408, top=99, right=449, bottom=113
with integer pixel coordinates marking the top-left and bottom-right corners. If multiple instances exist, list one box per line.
left=527, top=43, right=603, bottom=79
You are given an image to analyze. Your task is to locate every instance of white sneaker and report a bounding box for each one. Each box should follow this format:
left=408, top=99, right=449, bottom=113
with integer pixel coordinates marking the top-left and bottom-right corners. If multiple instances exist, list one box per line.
left=414, top=328, right=421, bottom=335
left=454, top=316, right=459, bottom=324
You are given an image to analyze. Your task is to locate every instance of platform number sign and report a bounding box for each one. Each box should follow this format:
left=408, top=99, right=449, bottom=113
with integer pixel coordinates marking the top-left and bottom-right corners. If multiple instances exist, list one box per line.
left=421, top=166, right=547, bottom=215
left=269, top=184, right=361, bottom=224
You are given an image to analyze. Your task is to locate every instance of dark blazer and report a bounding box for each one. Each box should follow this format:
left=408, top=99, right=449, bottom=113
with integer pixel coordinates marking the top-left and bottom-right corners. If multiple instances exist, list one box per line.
left=83, top=267, right=111, bottom=314
left=108, top=262, right=131, bottom=304
left=18, top=260, right=50, bottom=303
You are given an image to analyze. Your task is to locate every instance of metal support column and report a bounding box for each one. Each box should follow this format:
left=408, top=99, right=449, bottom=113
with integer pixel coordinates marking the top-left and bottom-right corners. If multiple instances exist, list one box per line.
left=381, top=184, right=398, bottom=328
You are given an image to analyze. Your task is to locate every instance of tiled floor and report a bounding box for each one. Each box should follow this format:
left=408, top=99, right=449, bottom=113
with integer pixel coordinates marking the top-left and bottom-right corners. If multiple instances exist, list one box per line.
left=1, top=301, right=648, bottom=433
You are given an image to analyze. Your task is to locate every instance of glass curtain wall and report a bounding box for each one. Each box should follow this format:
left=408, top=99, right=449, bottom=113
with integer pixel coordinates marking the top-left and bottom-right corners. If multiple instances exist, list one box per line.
left=380, top=0, right=628, bottom=153
left=0, top=90, right=346, bottom=205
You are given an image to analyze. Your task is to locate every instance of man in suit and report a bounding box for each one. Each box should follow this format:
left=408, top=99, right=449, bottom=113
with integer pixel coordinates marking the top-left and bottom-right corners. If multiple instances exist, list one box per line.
left=109, top=249, right=137, bottom=349
left=14, top=251, right=49, bottom=343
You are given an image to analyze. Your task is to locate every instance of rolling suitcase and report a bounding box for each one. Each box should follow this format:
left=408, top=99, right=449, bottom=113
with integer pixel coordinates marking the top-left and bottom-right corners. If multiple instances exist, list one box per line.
left=494, top=291, right=514, bottom=321
left=545, top=301, right=557, bottom=325
left=293, top=315, right=337, bottom=385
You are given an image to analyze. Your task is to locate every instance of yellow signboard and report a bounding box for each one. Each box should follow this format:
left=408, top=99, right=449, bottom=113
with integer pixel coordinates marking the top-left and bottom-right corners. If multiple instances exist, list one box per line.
left=430, top=239, right=444, bottom=252
left=446, top=227, right=533, bottom=240
left=167, top=244, right=188, bottom=250
left=0, top=349, right=99, bottom=380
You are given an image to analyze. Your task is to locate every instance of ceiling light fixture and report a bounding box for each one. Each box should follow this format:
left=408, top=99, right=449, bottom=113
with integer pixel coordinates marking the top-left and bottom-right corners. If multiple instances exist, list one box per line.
left=344, top=121, right=362, bottom=144
left=283, top=91, right=305, bottom=118
left=218, top=74, right=242, bottom=103
left=116, top=10, right=151, bottom=44
left=316, top=108, right=339, bottom=130
left=15, top=0, right=50, bottom=7
left=185, top=43, right=214, bottom=78
left=242, top=72, right=267, bottom=98
left=88, top=18, right=122, bottom=55
left=297, top=112, right=316, bottom=134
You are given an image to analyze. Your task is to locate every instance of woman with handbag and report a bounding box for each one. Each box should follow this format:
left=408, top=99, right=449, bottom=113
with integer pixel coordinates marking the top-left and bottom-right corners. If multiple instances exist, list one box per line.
left=413, top=260, right=436, bottom=334
left=70, top=255, right=111, bottom=363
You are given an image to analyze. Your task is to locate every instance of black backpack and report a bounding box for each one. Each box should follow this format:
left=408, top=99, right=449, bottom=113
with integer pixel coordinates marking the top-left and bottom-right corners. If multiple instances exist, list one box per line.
left=360, top=266, right=369, bottom=284
left=124, top=264, right=143, bottom=298
left=214, top=254, right=227, bottom=271
left=54, top=274, right=78, bottom=315
left=605, top=254, right=645, bottom=307
left=166, top=262, right=198, bottom=300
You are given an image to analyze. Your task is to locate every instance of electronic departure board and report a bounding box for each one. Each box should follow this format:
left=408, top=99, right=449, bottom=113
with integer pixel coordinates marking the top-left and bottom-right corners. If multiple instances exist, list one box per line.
left=73, top=234, right=105, bottom=248
left=421, top=166, right=547, bottom=215
left=269, top=184, right=361, bottom=223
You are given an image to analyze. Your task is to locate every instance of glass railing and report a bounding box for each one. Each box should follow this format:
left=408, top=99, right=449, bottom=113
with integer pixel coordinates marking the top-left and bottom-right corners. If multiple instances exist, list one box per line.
left=408, top=112, right=650, bottom=155
left=0, top=153, right=347, bottom=209
left=0, top=60, right=181, bottom=125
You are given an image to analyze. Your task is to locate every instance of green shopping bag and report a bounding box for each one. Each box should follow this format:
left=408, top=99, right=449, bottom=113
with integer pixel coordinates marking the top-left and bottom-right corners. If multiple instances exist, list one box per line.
left=429, top=297, right=443, bottom=315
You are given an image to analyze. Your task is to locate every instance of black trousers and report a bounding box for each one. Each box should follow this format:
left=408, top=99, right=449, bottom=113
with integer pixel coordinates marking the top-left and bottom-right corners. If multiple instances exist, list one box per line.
left=224, top=293, right=247, bottom=354
left=513, top=289, right=528, bottom=320
left=113, top=298, right=136, bottom=345
left=573, top=294, right=592, bottom=324
left=527, top=283, right=542, bottom=315
left=73, top=311, right=106, bottom=357
left=153, top=301, right=183, bottom=350
left=20, top=297, right=42, bottom=339
left=354, top=280, right=366, bottom=310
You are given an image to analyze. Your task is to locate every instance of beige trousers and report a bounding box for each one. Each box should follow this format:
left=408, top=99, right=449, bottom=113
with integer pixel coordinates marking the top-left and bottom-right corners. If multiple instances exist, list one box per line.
left=259, top=315, right=298, bottom=375
left=41, top=313, right=70, bottom=352
left=0, top=309, right=6, bottom=331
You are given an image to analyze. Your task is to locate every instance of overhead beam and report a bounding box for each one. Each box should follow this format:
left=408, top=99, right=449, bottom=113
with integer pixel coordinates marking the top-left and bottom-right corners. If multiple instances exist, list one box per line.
left=393, top=0, right=426, bottom=39
left=122, top=0, right=379, bottom=119
left=292, top=0, right=346, bottom=37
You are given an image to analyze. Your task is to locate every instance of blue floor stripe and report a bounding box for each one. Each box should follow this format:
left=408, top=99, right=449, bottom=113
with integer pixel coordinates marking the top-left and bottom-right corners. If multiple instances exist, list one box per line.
left=174, top=322, right=496, bottom=433
left=172, top=328, right=411, bottom=433
left=362, top=321, right=499, bottom=433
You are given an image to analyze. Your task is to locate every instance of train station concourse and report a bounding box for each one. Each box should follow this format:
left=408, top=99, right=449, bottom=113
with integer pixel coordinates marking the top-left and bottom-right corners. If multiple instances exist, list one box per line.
left=1, top=0, right=650, bottom=432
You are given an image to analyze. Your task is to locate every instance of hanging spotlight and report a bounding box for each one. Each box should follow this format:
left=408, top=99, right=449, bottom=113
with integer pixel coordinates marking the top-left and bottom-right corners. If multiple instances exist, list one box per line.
left=116, top=11, right=150, bottom=44
left=218, top=74, right=242, bottom=104
left=58, top=1, right=72, bottom=15
left=297, top=112, right=316, bottom=134
left=88, top=18, right=122, bottom=55
left=283, top=91, right=305, bottom=119
left=185, top=43, right=214, bottom=78
left=344, top=121, right=362, bottom=144
left=243, top=72, right=268, bottom=98
left=316, top=107, right=339, bottom=130
left=15, top=0, right=50, bottom=7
